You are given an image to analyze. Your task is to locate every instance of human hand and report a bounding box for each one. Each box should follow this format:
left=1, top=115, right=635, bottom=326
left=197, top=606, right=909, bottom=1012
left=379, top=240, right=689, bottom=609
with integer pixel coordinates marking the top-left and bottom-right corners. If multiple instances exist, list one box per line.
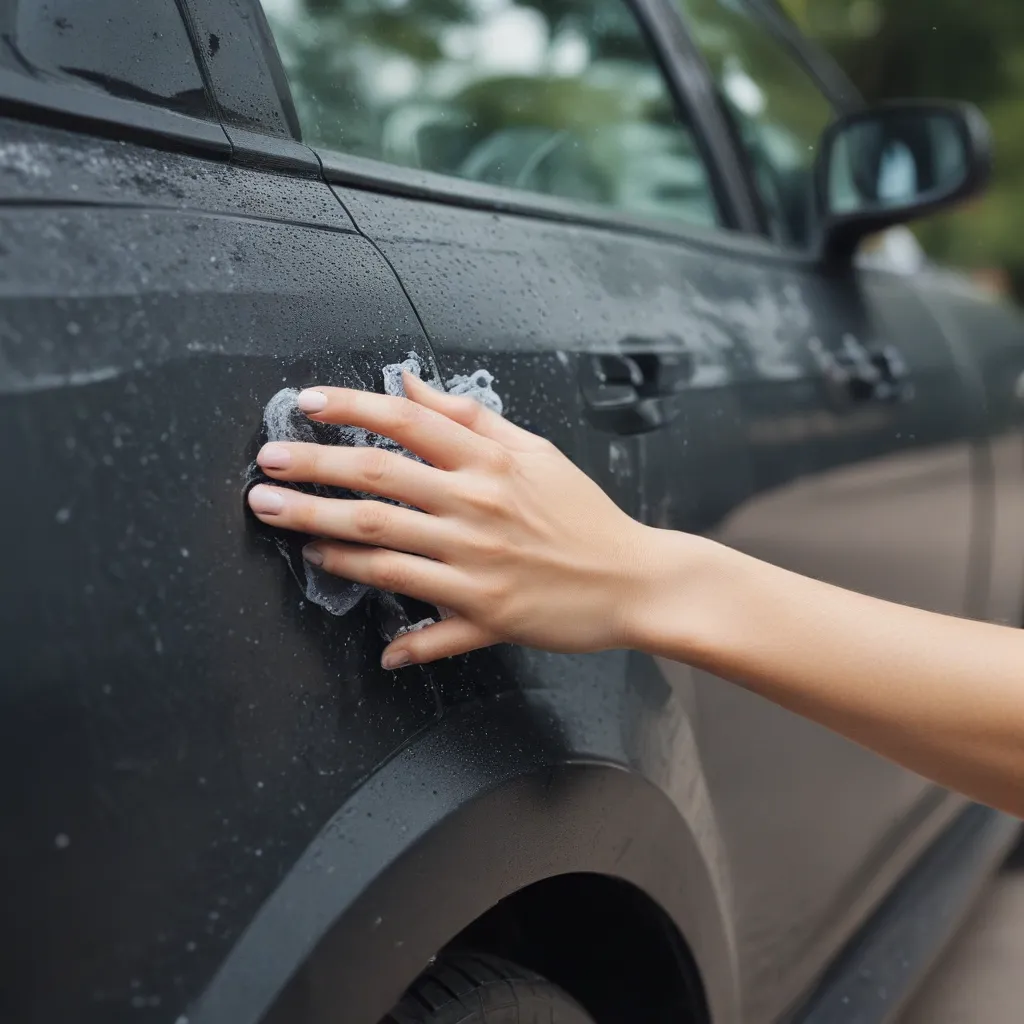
left=246, top=373, right=661, bottom=668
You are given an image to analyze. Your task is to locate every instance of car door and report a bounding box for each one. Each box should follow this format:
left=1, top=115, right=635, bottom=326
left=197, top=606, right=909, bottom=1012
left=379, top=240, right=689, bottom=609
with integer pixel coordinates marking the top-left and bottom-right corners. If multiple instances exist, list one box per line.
left=660, top=0, right=983, bottom=1019
left=0, top=3, right=448, bottom=1021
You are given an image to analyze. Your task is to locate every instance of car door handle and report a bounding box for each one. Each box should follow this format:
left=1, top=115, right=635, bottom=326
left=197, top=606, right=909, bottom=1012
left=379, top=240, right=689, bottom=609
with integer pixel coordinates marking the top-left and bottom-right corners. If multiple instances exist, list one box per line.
left=580, top=347, right=694, bottom=434
left=870, top=345, right=915, bottom=402
left=809, top=337, right=914, bottom=407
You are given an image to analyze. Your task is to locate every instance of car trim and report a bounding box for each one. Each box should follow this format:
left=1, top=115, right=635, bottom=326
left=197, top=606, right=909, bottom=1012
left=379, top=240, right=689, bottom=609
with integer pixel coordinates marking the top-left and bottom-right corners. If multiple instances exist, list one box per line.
left=643, top=0, right=768, bottom=234
left=632, top=0, right=755, bottom=231
left=222, top=125, right=321, bottom=176
left=181, top=0, right=301, bottom=141
left=319, top=146, right=755, bottom=250
left=0, top=68, right=230, bottom=157
left=320, top=140, right=917, bottom=278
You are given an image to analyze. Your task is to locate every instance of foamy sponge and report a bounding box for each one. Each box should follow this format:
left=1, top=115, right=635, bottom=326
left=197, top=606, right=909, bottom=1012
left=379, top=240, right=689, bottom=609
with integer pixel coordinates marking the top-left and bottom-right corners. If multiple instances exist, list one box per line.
left=250, top=352, right=502, bottom=619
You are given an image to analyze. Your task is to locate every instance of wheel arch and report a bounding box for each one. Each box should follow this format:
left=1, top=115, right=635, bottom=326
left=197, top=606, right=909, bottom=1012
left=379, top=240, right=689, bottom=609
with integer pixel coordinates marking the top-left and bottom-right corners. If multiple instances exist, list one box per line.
left=441, top=871, right=711, bottom=1022
left=189, top=694, right=740, bottom=1024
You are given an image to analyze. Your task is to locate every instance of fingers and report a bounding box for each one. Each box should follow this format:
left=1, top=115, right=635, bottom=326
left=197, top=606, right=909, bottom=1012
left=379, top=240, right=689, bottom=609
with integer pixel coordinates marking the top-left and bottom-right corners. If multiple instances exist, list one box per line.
left=381, top=615, right=498, bottom=668
left=248, top=485, right=458, bottom=559
left=299, top=538, right=470, bottom=608
left=256, top=441, right=449, bottom=512
left=402, top=372, right=545, bottom=452
left=295, top=386, right=490, bottom=469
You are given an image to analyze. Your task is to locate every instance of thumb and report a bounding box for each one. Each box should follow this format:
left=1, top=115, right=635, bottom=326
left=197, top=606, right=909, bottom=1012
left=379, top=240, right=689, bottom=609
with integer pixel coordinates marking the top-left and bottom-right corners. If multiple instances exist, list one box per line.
left=382, top=615, right=498, bottom=669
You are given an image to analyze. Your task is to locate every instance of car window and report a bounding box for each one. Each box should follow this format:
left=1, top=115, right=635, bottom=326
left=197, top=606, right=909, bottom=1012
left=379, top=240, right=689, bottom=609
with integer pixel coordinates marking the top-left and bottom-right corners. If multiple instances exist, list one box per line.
left=673, top=0, right=834, bottom=247
left=0, top=0, right=212, bottom=120
left=258, top=0, right=720, bottom=228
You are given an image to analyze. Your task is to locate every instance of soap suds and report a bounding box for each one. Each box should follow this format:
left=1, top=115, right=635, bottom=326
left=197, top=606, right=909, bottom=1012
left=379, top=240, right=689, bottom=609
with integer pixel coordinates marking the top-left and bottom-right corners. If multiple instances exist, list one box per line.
left=393, top=617, right=437, bottom=638
left=445, top=369, right=502, bottom=413
left=249, top=352, right=502, bottom=622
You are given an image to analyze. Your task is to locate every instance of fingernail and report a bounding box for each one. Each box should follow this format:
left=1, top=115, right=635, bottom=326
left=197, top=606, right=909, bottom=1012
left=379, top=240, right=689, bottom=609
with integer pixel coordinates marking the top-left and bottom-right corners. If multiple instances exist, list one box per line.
left=258, top=443, right=291, bottom=470
left=297, top=389, right=327, bottom=413
left=302, top=543, right=324, bottom=567
left=248, top=485, right=285, bottom=515
left=381, top=650, right=412, bottom=671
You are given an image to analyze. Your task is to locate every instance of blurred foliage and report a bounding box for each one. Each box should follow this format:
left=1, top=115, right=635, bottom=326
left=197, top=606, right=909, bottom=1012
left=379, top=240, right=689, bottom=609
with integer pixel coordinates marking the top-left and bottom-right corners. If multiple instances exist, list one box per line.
left=263, top=0, right=718, bottom=223
left=778, top=0, right=1024, bottom=292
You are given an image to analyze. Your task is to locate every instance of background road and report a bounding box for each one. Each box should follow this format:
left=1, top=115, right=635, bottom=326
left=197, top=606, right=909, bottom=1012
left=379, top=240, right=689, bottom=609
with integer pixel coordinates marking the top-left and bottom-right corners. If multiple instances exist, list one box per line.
left=900, top=840, right=1024, bottom=1022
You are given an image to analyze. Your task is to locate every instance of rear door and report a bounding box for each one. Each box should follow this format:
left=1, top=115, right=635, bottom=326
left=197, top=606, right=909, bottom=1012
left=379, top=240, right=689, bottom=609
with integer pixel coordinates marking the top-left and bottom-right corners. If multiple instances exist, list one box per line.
left=0, top=3, right=445, bottom=1021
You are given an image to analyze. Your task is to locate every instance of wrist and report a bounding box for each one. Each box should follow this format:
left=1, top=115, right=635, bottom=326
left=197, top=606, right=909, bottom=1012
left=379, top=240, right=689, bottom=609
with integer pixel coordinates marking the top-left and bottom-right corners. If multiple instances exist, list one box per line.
left=618, top=527, right=733, bottom=659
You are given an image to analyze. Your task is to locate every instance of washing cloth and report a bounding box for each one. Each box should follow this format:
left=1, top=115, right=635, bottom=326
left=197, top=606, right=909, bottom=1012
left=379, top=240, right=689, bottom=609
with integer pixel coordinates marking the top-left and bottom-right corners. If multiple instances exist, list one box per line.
left=248, top=351, right=502, bottom=623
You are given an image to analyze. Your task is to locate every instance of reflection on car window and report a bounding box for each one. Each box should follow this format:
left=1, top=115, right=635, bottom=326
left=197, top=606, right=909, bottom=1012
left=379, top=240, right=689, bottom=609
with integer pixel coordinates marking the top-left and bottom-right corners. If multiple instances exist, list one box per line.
left=674, top=0, right=834, bottom=246
left=0, top=0, right=213, bottom=119
left=259, top=0, right=720, bottom=227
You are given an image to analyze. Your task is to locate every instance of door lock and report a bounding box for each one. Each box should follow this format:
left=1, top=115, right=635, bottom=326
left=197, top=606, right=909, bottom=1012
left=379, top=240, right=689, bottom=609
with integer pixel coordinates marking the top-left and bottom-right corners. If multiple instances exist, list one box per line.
left=810, top=336, right=913, bottom=407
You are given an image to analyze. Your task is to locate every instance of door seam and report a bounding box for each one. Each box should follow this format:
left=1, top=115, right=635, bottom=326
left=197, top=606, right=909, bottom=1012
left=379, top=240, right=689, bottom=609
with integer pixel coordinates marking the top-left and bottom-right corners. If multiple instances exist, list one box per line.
left=318, top=160, right=445, bottom=383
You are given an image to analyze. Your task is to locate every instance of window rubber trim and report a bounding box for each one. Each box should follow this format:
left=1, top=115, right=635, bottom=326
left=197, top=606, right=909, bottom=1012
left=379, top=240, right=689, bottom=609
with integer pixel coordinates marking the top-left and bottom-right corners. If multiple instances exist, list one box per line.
left=318, top=145, right=804, bottom=265
left=634, top=0, right=764, bottom=233
left=0, top=67, right=231, bottom=157
left=629, top=0, right=745, bottom=231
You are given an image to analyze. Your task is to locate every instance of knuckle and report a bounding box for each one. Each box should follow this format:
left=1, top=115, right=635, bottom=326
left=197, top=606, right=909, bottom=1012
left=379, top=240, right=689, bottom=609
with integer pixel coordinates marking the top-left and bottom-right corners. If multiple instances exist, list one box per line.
left=371, top=555, right=406, bottom=593
left=485, top=446, right=516, bottom=475
left=392, top=397, right=424, bottom=431
left=359, top=447, right=391, bottom=486
left=466, top=480, right=506, bottom=515
left=479, top=576, right=512, bottom=611
left=468, top=531, right=505, bottom=561
left=353, top=501, right=391, bottom=541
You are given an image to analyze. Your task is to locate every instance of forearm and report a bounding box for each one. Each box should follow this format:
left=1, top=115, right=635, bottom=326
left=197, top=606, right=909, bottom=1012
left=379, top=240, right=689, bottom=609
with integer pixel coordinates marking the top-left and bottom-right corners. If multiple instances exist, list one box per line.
left=248, top=379, right=1024, bottom=815
left=631, top=531, right=1024, bottom=818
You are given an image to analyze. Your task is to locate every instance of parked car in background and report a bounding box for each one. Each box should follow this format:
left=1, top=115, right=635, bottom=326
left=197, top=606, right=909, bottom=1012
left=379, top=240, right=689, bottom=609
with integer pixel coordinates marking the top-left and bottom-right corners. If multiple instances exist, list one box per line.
left=2, top=1, right=1023, bottom=1022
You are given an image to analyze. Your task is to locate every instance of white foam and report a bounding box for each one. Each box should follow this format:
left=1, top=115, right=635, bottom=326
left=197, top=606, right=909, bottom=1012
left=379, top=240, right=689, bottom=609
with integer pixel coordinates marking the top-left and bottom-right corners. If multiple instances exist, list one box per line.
left=445, top=369, right=503, bottom=414
left=393, top=617, right=437, bottom=638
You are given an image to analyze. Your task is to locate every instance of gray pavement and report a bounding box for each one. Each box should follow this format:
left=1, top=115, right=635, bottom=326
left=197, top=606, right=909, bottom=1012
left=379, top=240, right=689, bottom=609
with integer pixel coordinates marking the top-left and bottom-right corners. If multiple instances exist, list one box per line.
left=900, top=846, right=1024, bottom=1022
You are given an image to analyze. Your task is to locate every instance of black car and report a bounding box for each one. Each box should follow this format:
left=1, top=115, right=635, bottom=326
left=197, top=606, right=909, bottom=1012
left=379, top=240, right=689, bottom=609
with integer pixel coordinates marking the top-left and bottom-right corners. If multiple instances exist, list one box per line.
left=2, top=1, right=1023, bottom=1022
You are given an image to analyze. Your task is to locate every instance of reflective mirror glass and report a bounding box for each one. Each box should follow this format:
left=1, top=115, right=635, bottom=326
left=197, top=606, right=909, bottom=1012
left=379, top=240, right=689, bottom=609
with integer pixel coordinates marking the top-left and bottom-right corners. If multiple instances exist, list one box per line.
left=827, top=111, right=968, bottom=216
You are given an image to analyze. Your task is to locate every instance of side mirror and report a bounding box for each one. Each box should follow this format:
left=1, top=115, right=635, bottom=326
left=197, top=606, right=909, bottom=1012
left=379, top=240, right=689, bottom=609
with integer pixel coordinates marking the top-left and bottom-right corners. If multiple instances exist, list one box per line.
left=817, top=101, right=992, bottom=265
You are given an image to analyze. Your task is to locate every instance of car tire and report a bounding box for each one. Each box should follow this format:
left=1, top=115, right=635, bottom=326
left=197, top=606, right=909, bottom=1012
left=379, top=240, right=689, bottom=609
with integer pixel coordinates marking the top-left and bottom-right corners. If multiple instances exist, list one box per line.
left=383, top=952, right=596, bottom=1023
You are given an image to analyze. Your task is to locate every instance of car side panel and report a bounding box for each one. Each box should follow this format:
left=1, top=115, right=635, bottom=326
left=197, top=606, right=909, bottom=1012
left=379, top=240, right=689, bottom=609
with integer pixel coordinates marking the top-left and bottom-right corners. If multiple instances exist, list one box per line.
left=913, top=273, right=1024, bottom=628
left=0, top=119, right=441, bottom=1024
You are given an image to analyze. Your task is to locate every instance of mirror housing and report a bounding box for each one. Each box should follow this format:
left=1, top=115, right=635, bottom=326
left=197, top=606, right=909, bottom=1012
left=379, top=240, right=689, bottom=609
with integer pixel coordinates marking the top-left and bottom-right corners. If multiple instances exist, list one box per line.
left=816, top=100, right=993, bottom=266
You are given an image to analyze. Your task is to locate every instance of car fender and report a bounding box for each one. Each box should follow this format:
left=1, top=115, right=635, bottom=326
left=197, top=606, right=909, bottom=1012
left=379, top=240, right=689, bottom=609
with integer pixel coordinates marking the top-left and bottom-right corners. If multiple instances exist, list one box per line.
left=190, top=691, right=741, bottom=1024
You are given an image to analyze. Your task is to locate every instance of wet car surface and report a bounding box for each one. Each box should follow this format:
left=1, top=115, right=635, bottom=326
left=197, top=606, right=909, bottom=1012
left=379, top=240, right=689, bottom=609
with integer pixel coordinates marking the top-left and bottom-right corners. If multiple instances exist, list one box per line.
left=1, top=1, right=1022, bottom=1023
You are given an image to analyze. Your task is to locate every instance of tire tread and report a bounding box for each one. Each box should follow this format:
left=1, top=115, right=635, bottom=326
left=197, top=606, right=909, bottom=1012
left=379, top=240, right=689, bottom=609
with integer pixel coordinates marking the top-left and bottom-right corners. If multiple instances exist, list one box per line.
left=382, top=952, right=593, bottom=1024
